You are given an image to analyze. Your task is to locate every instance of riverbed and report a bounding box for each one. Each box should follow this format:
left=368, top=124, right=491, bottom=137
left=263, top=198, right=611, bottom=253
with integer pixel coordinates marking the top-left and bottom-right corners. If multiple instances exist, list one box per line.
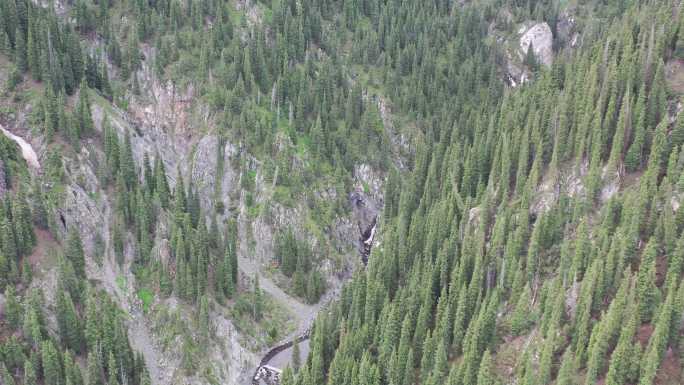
left=266, top=338, right=310, bottom=370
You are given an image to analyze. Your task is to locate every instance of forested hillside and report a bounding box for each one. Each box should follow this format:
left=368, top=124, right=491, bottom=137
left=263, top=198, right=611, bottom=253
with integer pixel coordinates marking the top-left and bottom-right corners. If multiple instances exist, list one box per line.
left=1, top=0, right=684, bottom=385
left=296, top=1, right=684, bottom=385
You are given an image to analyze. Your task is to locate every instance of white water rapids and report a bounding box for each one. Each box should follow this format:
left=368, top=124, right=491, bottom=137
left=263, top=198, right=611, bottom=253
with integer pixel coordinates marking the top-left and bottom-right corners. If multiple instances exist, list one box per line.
left=0, top=124, right=40, bottom=169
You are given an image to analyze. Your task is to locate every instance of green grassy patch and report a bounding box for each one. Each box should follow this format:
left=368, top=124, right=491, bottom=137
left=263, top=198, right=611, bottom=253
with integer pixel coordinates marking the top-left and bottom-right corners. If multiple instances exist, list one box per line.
left=229, top=291, right=296, bottom=349
left=116, top=275, right=127, bottom=292
left=260, top=5, right=274, bottom=25
left=247, top=202, right=262, bottom=219
left=273, top=185, right=296, bottom=207
left=226, top=2, right=246, bottom=26
left=362, top=181, right=371, bottom=194
left=137, top=288, right=154, bottom=312
left=296, top=135, right=312, bottom=157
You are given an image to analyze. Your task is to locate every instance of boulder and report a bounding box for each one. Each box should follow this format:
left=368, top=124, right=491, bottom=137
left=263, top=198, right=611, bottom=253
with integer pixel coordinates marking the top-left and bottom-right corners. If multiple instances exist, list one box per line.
left=519, top=22, right=554, bottom=67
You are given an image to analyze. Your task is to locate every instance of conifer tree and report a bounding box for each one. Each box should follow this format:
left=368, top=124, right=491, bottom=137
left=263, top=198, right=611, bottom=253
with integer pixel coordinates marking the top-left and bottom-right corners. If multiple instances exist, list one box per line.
left=292, top=338, right=301, bottom=370
left=42, top=340, right=62, bottom=385
left=1, top=360, right=16, bottom=385
left=108, top=352, right=119, bottom=385
left=607, top=306, right=640, bottom=385
left=625, top=84, right=648, bottom=171
left=87, top=351, right=103, bottom=385
left=65, top=227, right=86, bottom=279
left=154, top=155, right=170, bottom=209
left=57, top=289, right=83, bottom=352
left=64, top=350, right=83, bottom=385
left=253, top=274, right=263, bottom=321
left=637, top=240, right=659, bottom=322
left=646, top=119, right=668, bottom=176
left=5, top=285, right=21, bottom=329
left=26, top=20, right=40, bottom=81
left=77, top=79, right=94, bottom=137
left=476, top=350, right=495, bottom=385
left=199, top=295, right=210, bottom=342
left=226, top=218, right=239, bottom=283
left=0, top=29, right=9, bottom=55
left=85, top=294, right=102, bottom=352
left=672, top=101, right=684, bottom=150
left=556, top=350, right=575, bottom=385
left=524, top=42, right=538, bottom=72
left=120, top=132, right=136, bottom=189
left=607, top=89, right=631, bottom=172
left=24, top=359, right=37, bottom=385
left=223, top=247, right=235, bottom=298
left=639, top=287, right=676, bottom=385
left=15, top=27, right=27, bottom=72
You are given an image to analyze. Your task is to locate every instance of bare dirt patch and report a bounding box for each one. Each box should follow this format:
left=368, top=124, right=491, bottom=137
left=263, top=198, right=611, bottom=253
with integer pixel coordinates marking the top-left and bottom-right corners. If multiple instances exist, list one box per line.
left=494, top=332, right=536, bottom=378
left=28, top=229, right=59, bottom=271
left=637, top=324, right=654, bottom=347
left=655, top=348, right=682, bottom=385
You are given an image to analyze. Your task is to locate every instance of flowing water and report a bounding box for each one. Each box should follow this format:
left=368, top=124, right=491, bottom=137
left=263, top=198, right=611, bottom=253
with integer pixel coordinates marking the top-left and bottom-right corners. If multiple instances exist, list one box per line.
left=0, top=124, right=40, bottom=169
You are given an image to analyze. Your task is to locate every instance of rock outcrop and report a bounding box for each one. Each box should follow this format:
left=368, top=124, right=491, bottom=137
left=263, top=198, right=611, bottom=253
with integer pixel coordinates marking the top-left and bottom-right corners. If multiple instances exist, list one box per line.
left=556, top=11, right=579, bottom=48
left=519, top=22, right=554, bottom=67
left=87, top=76, right=389, bottom=384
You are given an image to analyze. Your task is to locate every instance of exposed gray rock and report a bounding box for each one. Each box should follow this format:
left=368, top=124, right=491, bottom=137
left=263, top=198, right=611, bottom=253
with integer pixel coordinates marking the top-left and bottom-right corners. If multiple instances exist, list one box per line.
left=505, top=58, right=528, bottom=87
left=672, top=196, right=680, bottom=212
left=532, top=177, right=557, bottom=215
left=354, top=164, right=384, bottom=205
left=32, top=0, right=69, bottom=16
left=91, top=88, right=335, bottom=385
left=350, top=164, right=384, bottom=262
left=153, top=237, right=172, bottom=269
left=212, top=311, right=258, bottom=385
left=519, top=22, right=554, bottom=67
left=557, top=11, right=579, bottom=48
left=374, top=96, right=411, bottom=171
left=532, top=161, right=590, bottom=216
left=51, top=142, right=108, bottom=254
left=235, top=0, right=264, bottom=27
left=600, top=168, right=620, bottom=202
left=61, top=37, right=391, bottom=385
left=190, top=135, right=238, bottom=219
left=468, top=206, right=482, bottom=228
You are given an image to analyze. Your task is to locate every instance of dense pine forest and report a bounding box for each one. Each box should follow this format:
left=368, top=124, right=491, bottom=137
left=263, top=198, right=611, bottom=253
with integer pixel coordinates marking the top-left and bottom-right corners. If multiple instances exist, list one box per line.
left=297, top=1, right=684, bottom=385
left=1, top=0, right=684, bottom=384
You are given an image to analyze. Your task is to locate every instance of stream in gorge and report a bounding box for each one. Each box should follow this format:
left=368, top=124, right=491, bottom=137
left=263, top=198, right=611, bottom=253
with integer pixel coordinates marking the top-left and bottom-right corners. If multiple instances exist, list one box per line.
left=251, top=217, right=378, bottom=385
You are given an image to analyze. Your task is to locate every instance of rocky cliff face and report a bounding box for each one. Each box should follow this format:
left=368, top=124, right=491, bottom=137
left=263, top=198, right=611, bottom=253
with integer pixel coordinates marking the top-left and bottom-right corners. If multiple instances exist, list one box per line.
left=518, top=22, right=554, bottom=67
left=504, top=21, right=555, bottom=86
left=44, top=71, right=384, bottom=385
left=0, top=5, right=391, bottom=382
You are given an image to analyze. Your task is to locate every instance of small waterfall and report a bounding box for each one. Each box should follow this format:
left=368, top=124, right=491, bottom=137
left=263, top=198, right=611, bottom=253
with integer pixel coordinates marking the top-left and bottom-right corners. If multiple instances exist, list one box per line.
left=360, top=216, right=377, bottom=265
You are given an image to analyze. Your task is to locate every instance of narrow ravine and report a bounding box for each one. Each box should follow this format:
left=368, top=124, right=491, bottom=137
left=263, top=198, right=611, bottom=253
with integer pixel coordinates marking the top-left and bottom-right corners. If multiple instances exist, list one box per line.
left=251, top=214, right=378, bottom=385
left=237, top=254, right=320, bottom=338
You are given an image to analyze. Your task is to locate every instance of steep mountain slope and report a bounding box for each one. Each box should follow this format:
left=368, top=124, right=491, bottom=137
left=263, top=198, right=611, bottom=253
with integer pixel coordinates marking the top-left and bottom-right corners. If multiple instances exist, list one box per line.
left=2, top=1, right=684, bottom=385
left=0, top=0, right=392, bottom=384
